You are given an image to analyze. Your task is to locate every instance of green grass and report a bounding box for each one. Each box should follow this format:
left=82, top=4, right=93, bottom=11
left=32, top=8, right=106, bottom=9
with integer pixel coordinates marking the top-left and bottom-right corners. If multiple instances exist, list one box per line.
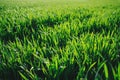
left=0, top=0, right=120, bottom=80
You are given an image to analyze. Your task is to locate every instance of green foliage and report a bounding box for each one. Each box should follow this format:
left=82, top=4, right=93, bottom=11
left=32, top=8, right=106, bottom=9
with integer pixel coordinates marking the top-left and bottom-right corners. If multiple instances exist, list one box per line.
left=0, top=0, right=120, bottom=80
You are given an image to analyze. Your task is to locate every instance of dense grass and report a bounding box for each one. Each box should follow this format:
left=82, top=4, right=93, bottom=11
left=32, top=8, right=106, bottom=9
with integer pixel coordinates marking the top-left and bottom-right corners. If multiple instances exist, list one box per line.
left=0, top=0, right=120, bottom=80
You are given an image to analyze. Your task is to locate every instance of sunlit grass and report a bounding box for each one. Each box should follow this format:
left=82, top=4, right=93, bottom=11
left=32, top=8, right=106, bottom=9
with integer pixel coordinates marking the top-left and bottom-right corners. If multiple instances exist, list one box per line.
left=0, top=0, right=120, bottom=80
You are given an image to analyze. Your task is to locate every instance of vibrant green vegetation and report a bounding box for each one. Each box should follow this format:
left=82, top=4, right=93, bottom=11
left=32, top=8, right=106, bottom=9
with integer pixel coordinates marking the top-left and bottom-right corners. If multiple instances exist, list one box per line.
left=0, top=0, right=120, bottom=80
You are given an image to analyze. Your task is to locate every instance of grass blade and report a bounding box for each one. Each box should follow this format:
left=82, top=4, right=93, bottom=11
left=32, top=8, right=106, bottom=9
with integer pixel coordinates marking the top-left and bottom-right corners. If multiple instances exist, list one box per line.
left=19, top=71, right=28, bottom=80
left=104, top=64, right=108, bottom=79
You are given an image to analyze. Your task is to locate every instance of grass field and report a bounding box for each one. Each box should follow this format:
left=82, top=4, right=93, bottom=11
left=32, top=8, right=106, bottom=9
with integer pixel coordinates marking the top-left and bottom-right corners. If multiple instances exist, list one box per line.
left=0, top=0, right=120, bottom=80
